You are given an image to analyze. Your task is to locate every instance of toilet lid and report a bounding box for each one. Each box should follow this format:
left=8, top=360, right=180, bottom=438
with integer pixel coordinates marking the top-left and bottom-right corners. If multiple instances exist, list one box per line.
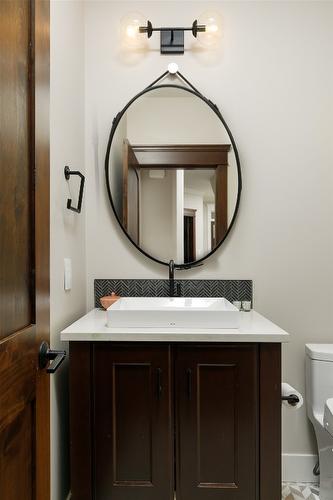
left=324, top=398, right=333, bottom=437
left=306, top=344, right=333, bottom=362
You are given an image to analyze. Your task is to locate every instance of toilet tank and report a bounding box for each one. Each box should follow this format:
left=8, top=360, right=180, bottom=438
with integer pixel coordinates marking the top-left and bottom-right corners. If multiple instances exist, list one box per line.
left=306, top=344, right=333, bottom=421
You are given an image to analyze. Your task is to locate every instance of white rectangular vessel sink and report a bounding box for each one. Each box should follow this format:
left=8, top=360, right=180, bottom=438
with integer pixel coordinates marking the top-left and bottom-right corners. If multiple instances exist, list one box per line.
left=106, top=297, right=240, bottom=329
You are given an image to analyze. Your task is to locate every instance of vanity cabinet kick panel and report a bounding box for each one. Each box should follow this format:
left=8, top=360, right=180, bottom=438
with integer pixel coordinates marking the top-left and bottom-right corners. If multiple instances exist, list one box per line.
left=69, top=342, right=281, bottom=500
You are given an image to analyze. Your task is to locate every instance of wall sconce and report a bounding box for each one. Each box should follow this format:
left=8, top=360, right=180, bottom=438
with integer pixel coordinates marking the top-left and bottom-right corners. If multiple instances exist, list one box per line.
left=120, top=11, right=222, bottom=54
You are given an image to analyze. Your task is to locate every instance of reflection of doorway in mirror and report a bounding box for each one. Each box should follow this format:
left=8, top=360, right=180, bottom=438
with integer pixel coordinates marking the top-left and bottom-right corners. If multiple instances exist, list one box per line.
left=210, top=211, right=216, bottom=249
left=184, top=209, right=196, bottom=263
left=122, top=144, right=230, bottom=264
left=184, top=170, right=218, bottom=260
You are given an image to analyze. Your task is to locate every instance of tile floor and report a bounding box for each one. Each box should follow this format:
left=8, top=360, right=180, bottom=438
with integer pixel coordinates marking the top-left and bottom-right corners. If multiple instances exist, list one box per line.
left=171, top=484, right=320, bottom=500
left=282, top=483, right=320, bottom=500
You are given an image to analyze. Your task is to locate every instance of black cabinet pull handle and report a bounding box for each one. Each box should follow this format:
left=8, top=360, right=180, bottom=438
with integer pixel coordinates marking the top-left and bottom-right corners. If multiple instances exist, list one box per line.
left=187, top=368, right=192, bottom=400
left=157, top=368, right=162, bottom=399
left=39, top=341, right=66, bottom=374
left=64, top=166, right=85, bottom=213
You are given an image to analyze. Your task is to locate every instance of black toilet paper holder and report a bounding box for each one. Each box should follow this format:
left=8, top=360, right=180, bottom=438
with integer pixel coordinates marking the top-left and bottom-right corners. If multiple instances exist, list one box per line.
left=282, top=394, right=300, bottom=406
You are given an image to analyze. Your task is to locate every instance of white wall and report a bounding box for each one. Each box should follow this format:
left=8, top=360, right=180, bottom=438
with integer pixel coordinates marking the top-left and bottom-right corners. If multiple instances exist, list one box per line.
left=50, top=1, right=86, bottom=499
left=126, top=93, right=231, bottom=144
left=140, top=169, right=176, bottom=260
left=83, top=1, right=333, bottom=468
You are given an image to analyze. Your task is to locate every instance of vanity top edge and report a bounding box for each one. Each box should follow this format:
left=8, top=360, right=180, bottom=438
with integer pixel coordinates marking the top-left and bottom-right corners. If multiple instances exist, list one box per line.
left=60, top=308, right=290, bottom=343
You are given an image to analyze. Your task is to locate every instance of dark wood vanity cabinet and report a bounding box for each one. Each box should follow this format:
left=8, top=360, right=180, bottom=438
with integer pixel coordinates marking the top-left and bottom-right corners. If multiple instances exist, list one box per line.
left=69, top=343, right=281, bottom=500
left=94, top=345, right=173, bottom=500
left=176, top=346, right=257, bottom=500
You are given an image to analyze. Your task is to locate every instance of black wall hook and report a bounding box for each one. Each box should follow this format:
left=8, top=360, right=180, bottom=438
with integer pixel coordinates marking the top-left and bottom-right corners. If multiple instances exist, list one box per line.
left=64, top=166, right=85, bottom=213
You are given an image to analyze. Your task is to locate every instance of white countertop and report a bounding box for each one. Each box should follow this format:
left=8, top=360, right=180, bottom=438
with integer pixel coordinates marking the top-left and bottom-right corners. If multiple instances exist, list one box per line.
left=61, top=308, right=290, bottom=343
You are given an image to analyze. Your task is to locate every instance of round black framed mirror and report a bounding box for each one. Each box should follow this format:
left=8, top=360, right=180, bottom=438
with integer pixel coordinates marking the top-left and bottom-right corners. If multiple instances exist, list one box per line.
left=105, top=83, right=242, bottom=268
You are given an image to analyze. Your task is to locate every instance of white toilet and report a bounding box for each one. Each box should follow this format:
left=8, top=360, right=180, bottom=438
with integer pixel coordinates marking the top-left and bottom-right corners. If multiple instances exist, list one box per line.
left=306, top=344, right=333, bottom=499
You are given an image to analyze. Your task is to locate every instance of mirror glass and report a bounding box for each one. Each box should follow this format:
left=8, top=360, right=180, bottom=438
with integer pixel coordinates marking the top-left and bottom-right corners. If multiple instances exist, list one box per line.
left=106, top=85, right=240, bottom=266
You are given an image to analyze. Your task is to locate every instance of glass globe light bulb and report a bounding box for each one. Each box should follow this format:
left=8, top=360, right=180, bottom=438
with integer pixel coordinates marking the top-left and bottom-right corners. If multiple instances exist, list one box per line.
left=120, top=12, right=147, bottom=48
left=197, top=11, right=222, bottom=48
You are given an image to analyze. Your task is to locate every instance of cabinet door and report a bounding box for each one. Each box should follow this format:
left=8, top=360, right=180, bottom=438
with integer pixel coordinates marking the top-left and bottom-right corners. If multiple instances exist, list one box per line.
left=176, top=345, right=258, bottom=500
left=94, top=344, right=173, bottom=500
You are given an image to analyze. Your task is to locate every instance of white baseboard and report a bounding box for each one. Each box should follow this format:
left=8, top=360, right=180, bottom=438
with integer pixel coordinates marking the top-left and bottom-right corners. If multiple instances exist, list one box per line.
left=282, top=453, right=318, bottom=483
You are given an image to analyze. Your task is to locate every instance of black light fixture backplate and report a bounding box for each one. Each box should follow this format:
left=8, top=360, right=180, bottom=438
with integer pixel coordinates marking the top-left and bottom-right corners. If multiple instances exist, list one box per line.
left=160, top=30, right=184, bottom=54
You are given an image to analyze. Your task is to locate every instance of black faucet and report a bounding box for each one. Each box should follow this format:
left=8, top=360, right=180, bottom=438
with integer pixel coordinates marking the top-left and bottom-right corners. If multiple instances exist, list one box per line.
left=169, top=260, right=176, bottom=297
left=168, top=259, right=204, bottom=297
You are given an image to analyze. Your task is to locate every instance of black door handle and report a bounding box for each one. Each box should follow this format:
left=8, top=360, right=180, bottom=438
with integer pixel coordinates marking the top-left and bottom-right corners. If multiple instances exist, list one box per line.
left=39, top=341, right=66, bottom=374
left=157, top=368, right=162, bottom=399
left=187, top=368, right=192, bottom=400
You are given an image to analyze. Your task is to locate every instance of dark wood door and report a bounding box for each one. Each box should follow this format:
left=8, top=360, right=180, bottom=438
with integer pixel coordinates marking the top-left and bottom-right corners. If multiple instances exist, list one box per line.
left=0, top=1, right=50, bottom=499
left=93, top=344, right=173, bottom=500
left=175, top=345, right=258, bottom=500
left=215, top=165, right=228, bottom=245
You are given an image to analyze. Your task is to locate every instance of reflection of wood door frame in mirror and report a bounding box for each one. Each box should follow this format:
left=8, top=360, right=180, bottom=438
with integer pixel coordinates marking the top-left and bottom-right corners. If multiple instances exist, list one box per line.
left=125, top=143, right=231, bottom=253
left=215, top=165, right=228, bottom=245
left=131, top=144, right=230, bottom=169
left=123, top=139, right=140, bottom=245
left=184, top=208, right=196, bottom=264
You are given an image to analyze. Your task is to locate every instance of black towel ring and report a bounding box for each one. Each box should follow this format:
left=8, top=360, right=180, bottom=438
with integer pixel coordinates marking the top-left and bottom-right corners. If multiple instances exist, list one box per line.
left=64, top=166, right=85, bottom=214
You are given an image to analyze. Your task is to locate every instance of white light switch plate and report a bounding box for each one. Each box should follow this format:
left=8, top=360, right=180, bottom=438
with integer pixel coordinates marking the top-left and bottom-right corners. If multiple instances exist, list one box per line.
left=64, top=258, right=72, bottom=291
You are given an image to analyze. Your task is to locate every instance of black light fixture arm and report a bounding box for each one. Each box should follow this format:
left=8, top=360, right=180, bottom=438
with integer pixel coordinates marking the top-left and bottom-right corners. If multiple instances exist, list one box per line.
left=192, top=20, right=206, bottom=37
left=139, top=20, right=206, bottom=37
left=139, top=20, right=153, bottom=37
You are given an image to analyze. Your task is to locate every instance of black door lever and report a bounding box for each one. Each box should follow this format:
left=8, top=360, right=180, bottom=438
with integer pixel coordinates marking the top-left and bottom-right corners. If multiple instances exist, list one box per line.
left=39, top=341, right=66, bottom=374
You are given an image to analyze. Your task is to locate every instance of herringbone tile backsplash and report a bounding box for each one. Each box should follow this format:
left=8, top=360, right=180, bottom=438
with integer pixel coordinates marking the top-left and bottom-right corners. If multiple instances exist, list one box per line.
left=94, top=279, right=252, bottom=307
